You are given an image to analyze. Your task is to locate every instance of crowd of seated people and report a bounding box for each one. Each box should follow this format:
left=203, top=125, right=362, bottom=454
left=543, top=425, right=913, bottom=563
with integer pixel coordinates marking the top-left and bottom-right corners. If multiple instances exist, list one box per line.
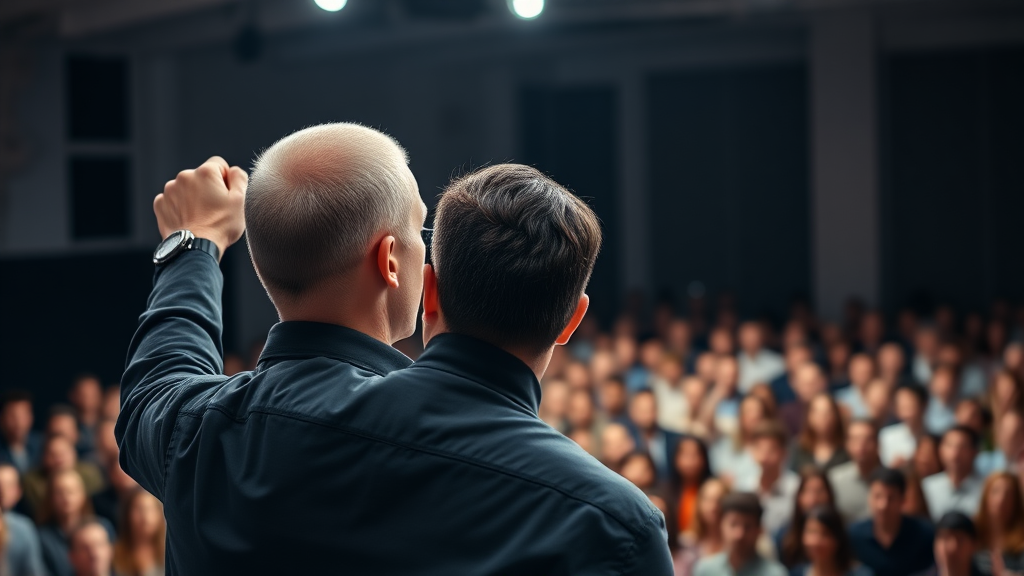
left=3, top=295, right=1024, bottom=575
left=0, top=376, right=165, bottom=576
left=537, top=297, right=1024, bottom=575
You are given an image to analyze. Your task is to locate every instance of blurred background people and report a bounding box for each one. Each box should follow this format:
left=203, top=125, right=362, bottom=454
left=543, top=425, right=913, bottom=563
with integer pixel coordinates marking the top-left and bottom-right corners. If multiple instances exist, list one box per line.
left=0, top=392, right=41, bottom=476
left=37, top=470, right=113, bottom=576
left=849, top=468, right=934, bottom=576
left=112, top=489, right=165, bottom=576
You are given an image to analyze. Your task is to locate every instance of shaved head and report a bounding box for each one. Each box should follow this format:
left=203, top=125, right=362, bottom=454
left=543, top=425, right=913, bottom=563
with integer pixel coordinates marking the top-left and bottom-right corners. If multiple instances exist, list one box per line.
left=246, top=123, right=418, bottom=299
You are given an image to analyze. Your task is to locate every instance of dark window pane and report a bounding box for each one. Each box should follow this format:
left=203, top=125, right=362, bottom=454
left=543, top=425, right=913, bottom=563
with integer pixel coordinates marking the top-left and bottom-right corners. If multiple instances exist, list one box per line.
left=70, top=156, right=130, bottom=239
left=67, top=55, right=130, bottom=141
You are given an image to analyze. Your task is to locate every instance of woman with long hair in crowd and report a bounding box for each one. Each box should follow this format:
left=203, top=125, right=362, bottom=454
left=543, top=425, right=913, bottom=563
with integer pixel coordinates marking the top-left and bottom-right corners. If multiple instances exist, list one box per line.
left=975, top=471, right=1024, bottom=574
left=777, top=469, right=836, bottom=570
left=113, top=488, right=166, bottom=576
left=792, top=394, right=850, bottom=473
left=675, top=478, right=728, bottom=576
left=709, top=395, right=774, bottom=485
left=619, top=451, right=658, bottom=492
left=793, top=505, right=871, bottom=576
left=672, top=435, right=712, bottom=535
left=38, top=469, right=113, bottom=576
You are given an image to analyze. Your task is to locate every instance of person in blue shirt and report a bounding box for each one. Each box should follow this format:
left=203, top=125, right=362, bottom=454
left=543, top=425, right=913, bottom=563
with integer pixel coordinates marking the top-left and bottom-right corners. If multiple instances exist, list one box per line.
left=849, top=468, right=934, bottom=576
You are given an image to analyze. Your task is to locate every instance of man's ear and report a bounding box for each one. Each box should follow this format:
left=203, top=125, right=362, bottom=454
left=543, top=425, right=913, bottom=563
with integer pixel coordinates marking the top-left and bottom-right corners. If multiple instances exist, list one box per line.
left=376, top=236, right=399, bottom=288
left=422, top=264, right=438, bottom=316
left=555, top=294, right=589, bottom=346
left=422, top=264, right=442, bottom=347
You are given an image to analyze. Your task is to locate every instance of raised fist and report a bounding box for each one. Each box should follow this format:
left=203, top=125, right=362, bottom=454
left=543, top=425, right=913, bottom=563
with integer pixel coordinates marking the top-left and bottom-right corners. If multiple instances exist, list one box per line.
left=154, top=156, right=248, bottom=259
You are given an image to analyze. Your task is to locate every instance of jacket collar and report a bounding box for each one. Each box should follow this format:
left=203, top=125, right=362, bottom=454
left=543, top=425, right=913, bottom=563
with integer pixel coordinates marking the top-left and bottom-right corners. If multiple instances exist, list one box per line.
left=258, top=321, right=412, bottom=376
left=415, top=333, right=542, bottom=414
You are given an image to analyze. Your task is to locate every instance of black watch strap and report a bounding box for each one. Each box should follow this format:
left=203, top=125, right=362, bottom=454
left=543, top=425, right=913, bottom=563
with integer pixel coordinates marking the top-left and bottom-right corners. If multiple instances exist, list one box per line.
left=190, top=238, right=221, bottom=262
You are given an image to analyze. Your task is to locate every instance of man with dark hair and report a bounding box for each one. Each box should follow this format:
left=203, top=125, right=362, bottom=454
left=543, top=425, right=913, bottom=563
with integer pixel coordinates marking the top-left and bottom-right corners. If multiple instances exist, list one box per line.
left=880, top=383, right=929, bottom=467
left=734, top=420, right=799, bottom=535
left=828, top=419, right=882, bottom=523
left=68, top=520, right=113, bottom=576
left=922, top=425, right=984, bottom=521
left=930, top=512, right=982, bottom=576
left=68, top=374, right=103, bottom=457
left=0, top=390, right=42, bottom=475
left=46, top=405, right=81, bottom=450
left=850, top=467, right=935, bottom=576
left=626, top=389, right=680, bottom=483
left=353, top=163, right=671, bottom=573
left=694, top=492, right=786, bottom=576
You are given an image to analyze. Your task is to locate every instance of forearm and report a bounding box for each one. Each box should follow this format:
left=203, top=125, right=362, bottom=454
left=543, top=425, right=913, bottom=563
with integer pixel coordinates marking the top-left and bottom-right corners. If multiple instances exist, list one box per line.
left=115, top=249, right=226, bottom=495
left=122, top=249, right=226, bottom=392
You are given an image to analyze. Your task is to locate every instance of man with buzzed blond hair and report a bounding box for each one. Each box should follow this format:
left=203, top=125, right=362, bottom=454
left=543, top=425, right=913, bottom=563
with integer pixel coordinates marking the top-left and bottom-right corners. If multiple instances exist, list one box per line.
left=116, top=123, right=427, bottom=574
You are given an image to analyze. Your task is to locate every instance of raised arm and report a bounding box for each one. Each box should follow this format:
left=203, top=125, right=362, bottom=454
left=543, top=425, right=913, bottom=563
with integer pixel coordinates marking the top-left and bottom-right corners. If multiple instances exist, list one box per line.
left=115, top=157, right=247, bottom=498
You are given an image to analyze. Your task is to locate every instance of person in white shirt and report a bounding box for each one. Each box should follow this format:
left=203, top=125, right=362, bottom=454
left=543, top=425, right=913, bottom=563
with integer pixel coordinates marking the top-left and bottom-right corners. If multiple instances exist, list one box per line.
left=922, top=425, right=984, bottom=522
left=737, top=322, right=786, bottom=395
left=652, top=355, right=689, bottom=433
left=880, top=384, right=929, bottom=468
left=828, top=419, right=883, bottom=524
left=734, top=420, right=800, bottom=536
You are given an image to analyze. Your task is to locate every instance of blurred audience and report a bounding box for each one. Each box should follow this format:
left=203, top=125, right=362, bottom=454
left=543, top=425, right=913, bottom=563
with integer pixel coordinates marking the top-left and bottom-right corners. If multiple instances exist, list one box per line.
left=6, top=295, right=1024, bottom=576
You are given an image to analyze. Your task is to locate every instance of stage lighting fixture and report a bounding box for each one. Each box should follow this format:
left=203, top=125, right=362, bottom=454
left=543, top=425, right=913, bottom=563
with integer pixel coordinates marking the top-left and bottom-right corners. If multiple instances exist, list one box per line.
left=314, top=0, right=347, bottom=12
left=509, top=0, right=544, bottom=19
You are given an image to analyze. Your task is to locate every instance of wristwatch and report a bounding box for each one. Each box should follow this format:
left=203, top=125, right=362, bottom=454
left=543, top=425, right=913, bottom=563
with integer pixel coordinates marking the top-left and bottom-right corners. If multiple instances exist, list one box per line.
left=153, top=230, right=221, bottom=265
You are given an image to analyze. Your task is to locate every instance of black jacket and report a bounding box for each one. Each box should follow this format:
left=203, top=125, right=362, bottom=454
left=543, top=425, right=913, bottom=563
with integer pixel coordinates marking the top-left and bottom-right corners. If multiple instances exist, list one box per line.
left=117, top=249, right=672, bottom=575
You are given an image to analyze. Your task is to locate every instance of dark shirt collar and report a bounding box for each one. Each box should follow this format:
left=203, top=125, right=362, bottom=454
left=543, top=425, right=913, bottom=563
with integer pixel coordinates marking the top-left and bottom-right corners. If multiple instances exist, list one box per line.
left=258, top=321, right=412, bottom=376
left=415, top=333, right=542, bottom=414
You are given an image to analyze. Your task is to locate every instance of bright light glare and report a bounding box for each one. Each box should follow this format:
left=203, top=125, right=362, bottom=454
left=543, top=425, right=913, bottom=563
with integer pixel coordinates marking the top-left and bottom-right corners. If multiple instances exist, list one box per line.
left=314, top=0, right=347, bottom=12
left=510, top=0, right=544, bottom=19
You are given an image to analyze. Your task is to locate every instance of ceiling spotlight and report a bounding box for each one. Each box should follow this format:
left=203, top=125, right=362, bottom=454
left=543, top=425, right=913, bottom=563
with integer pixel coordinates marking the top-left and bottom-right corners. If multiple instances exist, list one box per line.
left=314, top=0, right=347, bottom=12
left=509, top=0, right=544, bottom=19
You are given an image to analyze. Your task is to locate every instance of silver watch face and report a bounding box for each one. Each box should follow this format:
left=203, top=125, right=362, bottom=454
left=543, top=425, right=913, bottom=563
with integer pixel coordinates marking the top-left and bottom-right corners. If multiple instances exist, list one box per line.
left=154, top=230, right=191, bottom=263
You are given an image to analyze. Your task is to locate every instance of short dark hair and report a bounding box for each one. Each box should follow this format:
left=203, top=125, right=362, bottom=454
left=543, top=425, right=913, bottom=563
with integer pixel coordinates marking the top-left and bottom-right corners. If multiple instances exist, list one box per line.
left=943, top=424, right=981, bottom=451
left=869, top=467, right=906, bottom=495
left=0, top=390, right=32, bottom=409
left=750, top=420, right=788, bottom=447
left=601, top=377, right=625, bottom=389
left=71, top=373, right=100, bottom=390
left=433, top=164, right=602, bottom=354
left=895, top=383, right=929, bottom=408
left=848, top=417, right=879, bottom=437
left=48, top=404, right=77, bottom=420
left=805, top=506, right=855, bottom=570
left=721, top=492, right=763, bottom=522
left=936, top=511, right=977, bottom=539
